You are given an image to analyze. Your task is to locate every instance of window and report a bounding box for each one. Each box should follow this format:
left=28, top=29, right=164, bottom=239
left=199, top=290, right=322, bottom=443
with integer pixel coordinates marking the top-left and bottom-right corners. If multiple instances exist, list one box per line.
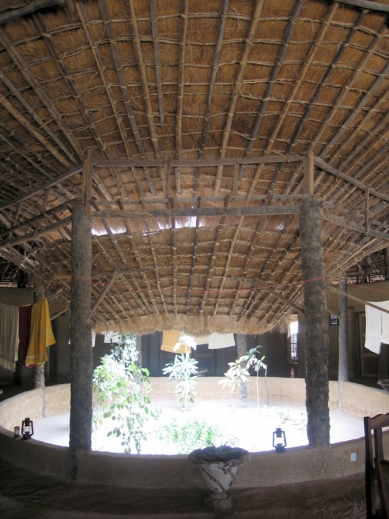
left=286, top=315, right=298, bottom=363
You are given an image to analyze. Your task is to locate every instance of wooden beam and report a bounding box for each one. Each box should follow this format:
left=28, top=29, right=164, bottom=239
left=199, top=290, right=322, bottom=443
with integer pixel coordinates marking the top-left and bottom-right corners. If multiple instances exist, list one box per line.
left=0, top=0, right=65, bottom=25
left=314, top=156, right=389, bottom=203
left=82, top=151, right=92, bottom=216
left=94, top=154, right=305, bottom=169
left=321, top=210, right=389, bottom=241
left=327, top=284, right=389, bottom=315
left=261, top=287, right=304, bottom=315
left=0, top=165, right=82, bottom=211
left=333, top=0, right=389, bottom=14
left=91, top=270, right=120, bottom=314
left=1, top=216, right=72, bottom=247
left=304, top=151, right=314, bottom=195
left=91, top=205, right=301, bottom=220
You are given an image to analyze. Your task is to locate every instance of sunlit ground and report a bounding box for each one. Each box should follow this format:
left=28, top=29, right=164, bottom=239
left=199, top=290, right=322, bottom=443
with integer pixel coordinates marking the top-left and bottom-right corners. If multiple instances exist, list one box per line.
left=33, top=398, right=365, bottom=455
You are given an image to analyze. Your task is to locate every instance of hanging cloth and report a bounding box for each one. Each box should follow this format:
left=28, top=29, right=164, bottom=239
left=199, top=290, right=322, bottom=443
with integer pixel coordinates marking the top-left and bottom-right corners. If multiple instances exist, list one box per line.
left=380, top=301, right=389, bottom=345
left=0, top=303, right=19, bottom=371
left=161, top=331, right=192, bottom=354
left=19, top=305, right=33, bottom=366
left=208, top=332, right=235, bottom=349
left=25, top=299, right=55, bottom=366
left=365, top=302, right=382, bottom=354
left=193, top=335, right=210, bottom=345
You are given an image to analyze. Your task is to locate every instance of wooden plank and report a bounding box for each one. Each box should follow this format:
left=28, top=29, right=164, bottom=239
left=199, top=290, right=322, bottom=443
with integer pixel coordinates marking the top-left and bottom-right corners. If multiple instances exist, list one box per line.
left=91, top=205, right=301, bottom=219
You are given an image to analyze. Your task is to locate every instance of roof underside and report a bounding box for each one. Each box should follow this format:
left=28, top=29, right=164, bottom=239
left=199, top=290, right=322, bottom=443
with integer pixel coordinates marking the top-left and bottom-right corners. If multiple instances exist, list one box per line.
left=0, top=0, right=389, bottom=335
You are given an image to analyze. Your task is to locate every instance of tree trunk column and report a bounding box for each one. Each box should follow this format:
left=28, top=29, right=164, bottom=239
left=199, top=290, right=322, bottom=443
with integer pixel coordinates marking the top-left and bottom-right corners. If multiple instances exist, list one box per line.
left=300, top=198, right=330, bottom=447
left=236, top=334, right=248, bottom=399
left=338, top=273, right=349, bottom=409
left=69, top=204, right=92, bottom=479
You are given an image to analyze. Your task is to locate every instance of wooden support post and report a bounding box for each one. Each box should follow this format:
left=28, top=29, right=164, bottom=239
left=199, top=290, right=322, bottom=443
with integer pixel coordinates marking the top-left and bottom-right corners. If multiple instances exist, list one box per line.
left=338, top=273, right=349, bottom=409
left=33, top=289, right=46, bottom=418
left=69, top=204, right=92, bottom=480
left=300, top=198, right=330, bottom=447
left=304, top=151, right=314, bottom=195
left=82, top=151, right=92, bottom=216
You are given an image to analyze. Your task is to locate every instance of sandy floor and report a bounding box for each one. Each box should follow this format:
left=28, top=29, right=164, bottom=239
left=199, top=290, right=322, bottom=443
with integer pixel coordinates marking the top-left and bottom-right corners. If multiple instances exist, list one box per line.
left=0, top=454, right=366, bottom=518
left=32, top=398, right=365, bottom=454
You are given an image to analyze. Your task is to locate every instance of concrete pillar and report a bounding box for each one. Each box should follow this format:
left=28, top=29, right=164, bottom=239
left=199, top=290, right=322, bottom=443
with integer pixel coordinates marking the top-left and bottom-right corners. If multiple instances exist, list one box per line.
left=300, top=198, right=330, bottom=447
left=69, top=205, right=92, bottom=480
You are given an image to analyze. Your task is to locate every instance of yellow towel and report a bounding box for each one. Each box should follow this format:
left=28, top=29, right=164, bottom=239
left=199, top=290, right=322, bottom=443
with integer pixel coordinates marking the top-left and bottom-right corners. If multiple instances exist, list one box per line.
left=25, top=299, right=56, bottom=366
left=161, top=331, right=191, bottom=354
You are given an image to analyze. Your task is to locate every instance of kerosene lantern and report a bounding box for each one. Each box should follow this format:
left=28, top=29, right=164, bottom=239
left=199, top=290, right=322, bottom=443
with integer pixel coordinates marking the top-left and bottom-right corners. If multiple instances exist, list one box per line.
left=272, top=427, right=287, bottom=453
left=21, top=417, right=34, bottom=440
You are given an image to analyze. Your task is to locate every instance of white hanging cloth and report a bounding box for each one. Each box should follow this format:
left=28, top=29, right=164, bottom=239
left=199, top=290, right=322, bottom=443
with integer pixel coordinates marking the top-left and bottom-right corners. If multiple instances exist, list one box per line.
left=365, top=302, right=382, bottom=354
left=380, top=301, right=389, bottom=345
left=208, top=332, right=235, bottom=350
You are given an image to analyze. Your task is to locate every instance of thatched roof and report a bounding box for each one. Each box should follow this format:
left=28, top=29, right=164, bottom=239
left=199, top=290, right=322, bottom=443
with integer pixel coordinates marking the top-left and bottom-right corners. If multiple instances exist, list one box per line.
left=0, top=0, right=389, bottom=335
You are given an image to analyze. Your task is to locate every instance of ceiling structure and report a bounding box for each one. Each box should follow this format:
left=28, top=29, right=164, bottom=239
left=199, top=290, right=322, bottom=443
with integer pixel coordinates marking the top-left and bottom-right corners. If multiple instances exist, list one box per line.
left=0, top=0, right=389, bottom=335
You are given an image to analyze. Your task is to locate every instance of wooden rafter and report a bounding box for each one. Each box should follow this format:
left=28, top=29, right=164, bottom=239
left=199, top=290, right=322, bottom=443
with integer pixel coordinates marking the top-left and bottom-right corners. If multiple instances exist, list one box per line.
left=176, top=0, right=189, bottom=159
left=150, top=0, right=164, bottom=126
left=126, top=0, right=160, bottom=158
left=0, top=0, right=65, bottom=25
left=214, top=0, right=264, bottom=193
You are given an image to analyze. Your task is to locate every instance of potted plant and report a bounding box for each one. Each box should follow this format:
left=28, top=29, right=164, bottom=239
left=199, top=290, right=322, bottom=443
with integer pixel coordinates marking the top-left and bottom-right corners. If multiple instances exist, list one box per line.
left=188, top=445, right=249, bottom=509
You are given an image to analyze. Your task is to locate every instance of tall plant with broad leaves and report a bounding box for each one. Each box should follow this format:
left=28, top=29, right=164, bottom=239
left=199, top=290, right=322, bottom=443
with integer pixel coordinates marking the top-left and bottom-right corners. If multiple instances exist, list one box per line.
left=93, top=333, right=158, bottom=454
left=163, top=351, right=198, bottom=411
left=221, top=345, right=267, bottom=408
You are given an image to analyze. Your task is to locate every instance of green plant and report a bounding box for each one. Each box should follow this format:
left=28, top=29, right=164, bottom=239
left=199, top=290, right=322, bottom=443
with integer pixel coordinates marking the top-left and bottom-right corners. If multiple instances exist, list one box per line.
left=162, top=351, right=198, bottom=411
left=220, top=358, right=250, bottom=393
left=220, top=345, right=267, bottom=407
left=93, top=333, right=158, bottom=454
left=156, top=418, right=237, bottom=454
left=246, top=346, right=268, bottom=407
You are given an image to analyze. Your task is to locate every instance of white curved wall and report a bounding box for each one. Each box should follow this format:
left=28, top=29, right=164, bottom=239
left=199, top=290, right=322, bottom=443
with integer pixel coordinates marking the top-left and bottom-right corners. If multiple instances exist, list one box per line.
left=0, top=378, right=388, bottom=488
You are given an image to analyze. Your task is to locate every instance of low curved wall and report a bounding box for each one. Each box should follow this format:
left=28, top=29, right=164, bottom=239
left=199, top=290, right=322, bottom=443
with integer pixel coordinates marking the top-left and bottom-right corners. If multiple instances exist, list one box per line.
left=0, top=378, right=388, bottom=489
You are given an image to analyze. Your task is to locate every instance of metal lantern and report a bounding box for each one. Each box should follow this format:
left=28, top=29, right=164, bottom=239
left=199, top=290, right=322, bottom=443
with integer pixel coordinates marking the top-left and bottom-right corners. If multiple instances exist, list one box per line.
left=272, top=427, right=287, bottom=453
left=21, top=417, right=34, bottom=440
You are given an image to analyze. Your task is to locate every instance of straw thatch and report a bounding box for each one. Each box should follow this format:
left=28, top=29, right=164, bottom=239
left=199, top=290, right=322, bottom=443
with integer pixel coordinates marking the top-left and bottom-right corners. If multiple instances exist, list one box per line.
left=0, top=0, right=389, bottom=334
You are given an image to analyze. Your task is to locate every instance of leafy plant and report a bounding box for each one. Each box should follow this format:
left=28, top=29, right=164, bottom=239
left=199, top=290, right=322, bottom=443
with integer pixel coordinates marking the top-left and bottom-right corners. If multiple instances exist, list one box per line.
left=93, top=333, right=158, bottom=454
left=162, top=351, right=198, bottom=411
left=220, top=358, right=250, bottom=393
left=221, top=345, right=268, bottom=407
left=156, top=418, right=237, bottom=454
